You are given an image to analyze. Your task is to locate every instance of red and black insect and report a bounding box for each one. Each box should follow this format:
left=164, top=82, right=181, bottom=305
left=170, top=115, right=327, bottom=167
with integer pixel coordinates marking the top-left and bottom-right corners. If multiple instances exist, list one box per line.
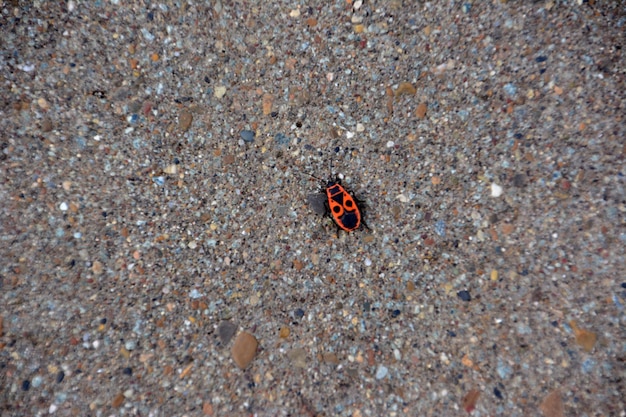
left=306, top=174, right=367, bottom=232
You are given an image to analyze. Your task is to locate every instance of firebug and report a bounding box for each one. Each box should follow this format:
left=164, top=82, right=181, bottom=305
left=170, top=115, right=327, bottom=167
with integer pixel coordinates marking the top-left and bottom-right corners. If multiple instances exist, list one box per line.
left=305, top=174, right=367, bottom=232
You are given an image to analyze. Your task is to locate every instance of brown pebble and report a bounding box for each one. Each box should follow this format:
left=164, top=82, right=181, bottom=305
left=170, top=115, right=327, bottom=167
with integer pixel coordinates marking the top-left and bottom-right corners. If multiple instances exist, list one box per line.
left=416, top=102, right=428, bottom=118
left=570, top=321, right=597, bottom=352
left=202, top=402, right=214, bottom=416
left=322, top=352, right=339, bottom=364
left=306, top=17, right=317, bottom=27
left=285, top=58, right=297, bottom=71
left=179, top=111, right=193, bottom=132
left=539, top=389, right=564, bottom=417
left=501, top=223, right=515, bottom=235
left=292, top=259, right=304, bottom=271
left=231, top=331, right=258, bottom=369
left=395, top=82, right=416, bottom=97
left=262, top=93, right=273, bottom=116
left=279, top=327, right=290, bottom=339
left=112, top=392, right=124, bottom=408
left=41, top=118, right=53, bottom=132
left=391, top=205, right=401, bottom=220
left=222, top=154, right=235, bottom=165
left=92, top=261, right=103, bottom=275
left=179, top=363, right=193, bottom=379
left=462, top=389, right=481, bottom=413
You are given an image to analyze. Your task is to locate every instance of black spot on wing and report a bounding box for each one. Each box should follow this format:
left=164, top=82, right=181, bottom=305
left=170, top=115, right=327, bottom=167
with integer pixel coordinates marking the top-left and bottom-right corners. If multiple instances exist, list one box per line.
left=340, top=212, right=359, bottom=230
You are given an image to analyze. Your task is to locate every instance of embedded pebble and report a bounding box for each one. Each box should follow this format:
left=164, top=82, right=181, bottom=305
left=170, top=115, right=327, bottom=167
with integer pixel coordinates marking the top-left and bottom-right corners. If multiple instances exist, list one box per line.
left=41, top=118, right=53, bottom=132
left=214, top=86, right=227, bottom=98
left=240, top=130, right=255, bottom=143
left=416, top=102, right=428, bottom=119
left=457, top=291, right=471, bottom=302
left=375, top=365, right=388, bottom=380
left=287, top=348, right=307, bottom=368
left=274, top=132, right=290, bottom=146
left=231, top=332, right=258, bottom=369
left=307, top=193, right=327, bottom=215
left=539, top=389, right=564, bottom=417
left=164, top=164, right=178, bottom=174
left=503, top=83, right=517, bottom=97
left=491, top=183, right=503, bottom=197
left=218, top=321, right=238, bottom=345
left=178, top=111, right=193, bottom=132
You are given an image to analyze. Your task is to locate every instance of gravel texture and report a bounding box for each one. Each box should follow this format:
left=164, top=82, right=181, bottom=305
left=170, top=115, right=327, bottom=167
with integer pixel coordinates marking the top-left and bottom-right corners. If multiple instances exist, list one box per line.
left=1, top=1, right=625, bottom=416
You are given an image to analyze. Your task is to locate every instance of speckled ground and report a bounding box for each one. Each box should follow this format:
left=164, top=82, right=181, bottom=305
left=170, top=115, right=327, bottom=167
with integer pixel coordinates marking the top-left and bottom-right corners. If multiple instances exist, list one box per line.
left=1, top=1, right=625, bottom=416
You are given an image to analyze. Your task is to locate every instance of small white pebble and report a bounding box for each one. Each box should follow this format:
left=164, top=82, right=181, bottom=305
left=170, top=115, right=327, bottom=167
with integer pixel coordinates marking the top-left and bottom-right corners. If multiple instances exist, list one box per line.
left=164, top=164, right=178, bottom=174
left=433, top=63, right=448, bottom=75
left=351, top=15, right=363, bottom=24
left=214, top=86, right=227, bottom=98
left=396, top=194, right=410, bottom=203
left=356, top=123, right=365, bottom=132
left=18, top=64, right=36, bottom=72
left=386, top=140, right=395, bottom=148
left=49, top=404, right=58, bottom=414
left=491, top=183, right=503, bottom=197
left=364, top=258, right=372, bottom=266
left=188, top=241, right=197, bottom=249
left=59, top=202, right=68, bottom=211
left=346, top=131, right=355, bottom=139
left=289, top=8, right=300, bottom=17
left=67, top=1, right=76, bottom=12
